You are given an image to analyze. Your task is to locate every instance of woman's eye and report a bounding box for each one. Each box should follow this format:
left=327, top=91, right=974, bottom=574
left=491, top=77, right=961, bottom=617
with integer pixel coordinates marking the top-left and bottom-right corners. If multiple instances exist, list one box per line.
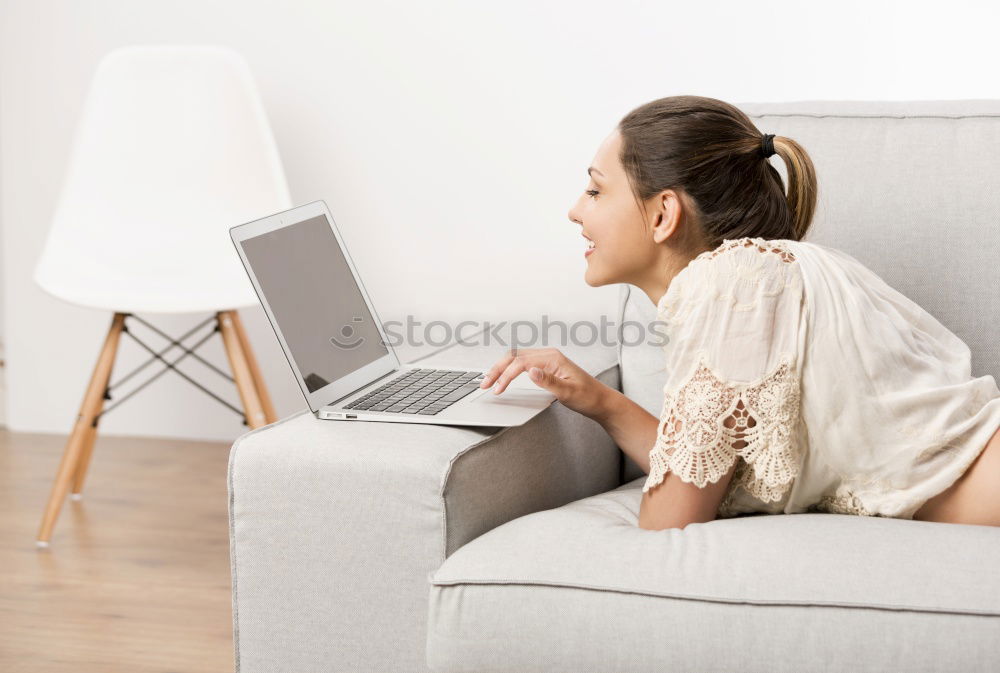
left=585, top=189, right=599, bottom=198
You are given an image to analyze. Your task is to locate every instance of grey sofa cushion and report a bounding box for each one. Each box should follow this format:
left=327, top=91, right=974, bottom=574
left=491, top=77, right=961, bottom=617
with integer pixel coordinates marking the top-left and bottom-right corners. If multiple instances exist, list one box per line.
left=229, top=340, right=621, bottom=673
left=618, top=99, right=1000, bottom=484
left=427, top=476, right=1000, bottom=673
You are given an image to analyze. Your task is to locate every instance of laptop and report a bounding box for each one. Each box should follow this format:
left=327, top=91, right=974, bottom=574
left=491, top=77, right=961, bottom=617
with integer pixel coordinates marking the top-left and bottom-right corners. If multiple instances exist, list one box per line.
left=229, top=200, right=557, bottom=426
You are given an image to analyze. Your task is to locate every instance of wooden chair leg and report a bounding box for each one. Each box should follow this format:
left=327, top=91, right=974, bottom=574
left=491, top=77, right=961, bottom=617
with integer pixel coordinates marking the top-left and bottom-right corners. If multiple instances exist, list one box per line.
left=37, top=312, right=127, bottom=546
left=72, top=324, right=120, bottom=497
left=217, top=311, right=268, bottom=429
left=229, top=309, right=278, bottom=424
left=70, top=424, right=100, bottom=498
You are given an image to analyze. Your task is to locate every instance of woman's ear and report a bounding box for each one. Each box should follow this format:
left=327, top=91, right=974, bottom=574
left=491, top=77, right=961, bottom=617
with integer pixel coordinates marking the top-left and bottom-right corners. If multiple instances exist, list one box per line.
left=651, top=189, right=682, bottom=244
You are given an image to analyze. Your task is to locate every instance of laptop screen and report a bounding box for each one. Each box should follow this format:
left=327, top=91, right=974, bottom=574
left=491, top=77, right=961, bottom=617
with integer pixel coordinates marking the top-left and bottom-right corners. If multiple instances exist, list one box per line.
left=238, top=214, right=389, bottom=393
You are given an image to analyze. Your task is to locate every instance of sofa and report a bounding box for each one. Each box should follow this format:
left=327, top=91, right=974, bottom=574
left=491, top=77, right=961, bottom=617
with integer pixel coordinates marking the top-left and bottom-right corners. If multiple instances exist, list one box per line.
left=227, top=100, right=1000, bottom=672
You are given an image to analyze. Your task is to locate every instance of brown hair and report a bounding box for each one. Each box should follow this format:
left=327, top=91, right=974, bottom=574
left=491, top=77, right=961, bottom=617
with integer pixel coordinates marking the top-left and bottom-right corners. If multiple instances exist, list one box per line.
left=617, top=95, right=817, bottom=247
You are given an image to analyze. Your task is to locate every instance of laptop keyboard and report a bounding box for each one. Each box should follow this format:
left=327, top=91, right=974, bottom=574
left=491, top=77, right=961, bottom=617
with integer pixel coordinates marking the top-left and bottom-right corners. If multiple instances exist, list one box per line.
left=342, top=368, right=487, bottom=415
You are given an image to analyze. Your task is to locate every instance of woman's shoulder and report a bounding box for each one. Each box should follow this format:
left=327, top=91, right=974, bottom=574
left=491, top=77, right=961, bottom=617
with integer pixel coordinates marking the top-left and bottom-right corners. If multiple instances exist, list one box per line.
left=658, top=236, right=803, bottom=322
left=700, top=236, right=800, bottom=265
left=682, top=237, right=803, bottom=285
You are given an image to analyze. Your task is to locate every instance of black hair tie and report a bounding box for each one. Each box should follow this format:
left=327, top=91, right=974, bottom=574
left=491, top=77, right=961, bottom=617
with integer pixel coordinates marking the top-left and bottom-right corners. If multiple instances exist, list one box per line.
left=760, top=133, right=776, bottom=159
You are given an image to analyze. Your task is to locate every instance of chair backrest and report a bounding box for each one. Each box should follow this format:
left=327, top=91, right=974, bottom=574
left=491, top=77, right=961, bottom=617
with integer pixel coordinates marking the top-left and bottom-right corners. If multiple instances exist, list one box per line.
left=34, top=45, right=292, bottom=314
left=617, top=99, right=1000, bottom=484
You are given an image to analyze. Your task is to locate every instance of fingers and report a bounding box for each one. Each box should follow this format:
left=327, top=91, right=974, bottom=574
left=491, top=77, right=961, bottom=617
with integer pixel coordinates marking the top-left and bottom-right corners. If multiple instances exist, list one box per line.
left=480, top=349, right=520, bottom=389
left=490, top=357, right=534, bottom=395
left=493, top=351, right=564, bottom=395
left=481, top=348, right=558, bottom=395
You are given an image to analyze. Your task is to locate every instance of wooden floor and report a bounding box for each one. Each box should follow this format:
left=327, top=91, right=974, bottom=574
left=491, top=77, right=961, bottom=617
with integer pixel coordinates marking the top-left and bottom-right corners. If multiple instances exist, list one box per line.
left=0, top=427, right=234, bottom=672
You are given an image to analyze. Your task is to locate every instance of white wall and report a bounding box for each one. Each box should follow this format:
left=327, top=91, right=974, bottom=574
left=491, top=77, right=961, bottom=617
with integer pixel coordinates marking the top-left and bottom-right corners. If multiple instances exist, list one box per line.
left=1, top=0, right=999, bottom=441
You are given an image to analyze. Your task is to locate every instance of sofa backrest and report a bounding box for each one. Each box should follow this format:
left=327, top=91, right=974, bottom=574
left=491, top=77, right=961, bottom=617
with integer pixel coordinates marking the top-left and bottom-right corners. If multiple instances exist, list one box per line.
left=617, top=99, right=1000, bottom=484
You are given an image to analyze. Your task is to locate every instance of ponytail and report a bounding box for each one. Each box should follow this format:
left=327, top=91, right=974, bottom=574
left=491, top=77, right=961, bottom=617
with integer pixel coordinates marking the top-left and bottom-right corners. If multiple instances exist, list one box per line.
left=772, top=135, right=818, bottom=240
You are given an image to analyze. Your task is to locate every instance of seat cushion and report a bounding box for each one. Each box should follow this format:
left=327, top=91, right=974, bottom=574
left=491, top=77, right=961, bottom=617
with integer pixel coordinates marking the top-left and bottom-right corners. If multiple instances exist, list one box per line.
left=427, top=477, right=1000, bottom=673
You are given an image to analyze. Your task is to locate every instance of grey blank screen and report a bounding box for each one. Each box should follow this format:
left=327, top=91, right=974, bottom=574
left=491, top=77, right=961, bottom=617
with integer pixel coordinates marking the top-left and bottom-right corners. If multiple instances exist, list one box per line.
left=240, top=214, right=389, bottom=393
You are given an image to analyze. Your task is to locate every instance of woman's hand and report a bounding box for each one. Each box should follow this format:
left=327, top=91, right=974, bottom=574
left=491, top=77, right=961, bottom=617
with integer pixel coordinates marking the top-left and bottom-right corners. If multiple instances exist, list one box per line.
left=479, top=347, right=612, bottom=421
left=481, top=347, right=660, bottom=475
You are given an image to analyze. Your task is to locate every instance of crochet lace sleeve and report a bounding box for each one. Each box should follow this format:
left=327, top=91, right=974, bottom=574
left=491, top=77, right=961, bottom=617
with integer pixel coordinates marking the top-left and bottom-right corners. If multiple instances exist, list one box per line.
left=642, top=238, right=805, bottom=505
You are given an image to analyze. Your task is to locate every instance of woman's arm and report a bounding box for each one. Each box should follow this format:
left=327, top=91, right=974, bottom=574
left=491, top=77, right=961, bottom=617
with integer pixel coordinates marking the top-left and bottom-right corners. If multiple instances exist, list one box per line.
left=597, top=385, right=741, bottom=530
left=592, top=387, right=656, bottom=475
left=481, top=347, right=742, bottom=529
left=480, top=347, right=656, bottom=474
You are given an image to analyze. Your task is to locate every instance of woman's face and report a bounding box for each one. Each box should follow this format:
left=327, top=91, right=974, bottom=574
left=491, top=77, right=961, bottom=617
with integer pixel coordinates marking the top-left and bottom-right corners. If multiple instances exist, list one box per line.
left=567, top=129, right=669, bottom=289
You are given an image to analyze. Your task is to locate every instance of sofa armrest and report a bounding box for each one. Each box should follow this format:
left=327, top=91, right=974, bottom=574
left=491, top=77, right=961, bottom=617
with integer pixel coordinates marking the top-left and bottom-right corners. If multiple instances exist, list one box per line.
left=228, top=341, right=621, bottom=673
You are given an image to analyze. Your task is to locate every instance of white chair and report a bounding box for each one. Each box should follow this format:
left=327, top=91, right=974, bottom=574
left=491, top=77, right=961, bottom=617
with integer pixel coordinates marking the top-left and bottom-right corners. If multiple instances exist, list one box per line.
left=34, top=45, right=292, bottom=546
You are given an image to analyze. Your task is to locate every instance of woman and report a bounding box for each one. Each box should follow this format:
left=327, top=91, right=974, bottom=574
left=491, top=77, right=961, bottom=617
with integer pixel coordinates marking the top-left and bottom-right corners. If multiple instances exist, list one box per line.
left=478, top=95, right=1000, bottom=531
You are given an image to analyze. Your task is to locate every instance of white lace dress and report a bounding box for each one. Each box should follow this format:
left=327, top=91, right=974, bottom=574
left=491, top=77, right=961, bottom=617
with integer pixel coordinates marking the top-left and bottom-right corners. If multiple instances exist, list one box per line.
left=642, top=237, right=1000, bottom=520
